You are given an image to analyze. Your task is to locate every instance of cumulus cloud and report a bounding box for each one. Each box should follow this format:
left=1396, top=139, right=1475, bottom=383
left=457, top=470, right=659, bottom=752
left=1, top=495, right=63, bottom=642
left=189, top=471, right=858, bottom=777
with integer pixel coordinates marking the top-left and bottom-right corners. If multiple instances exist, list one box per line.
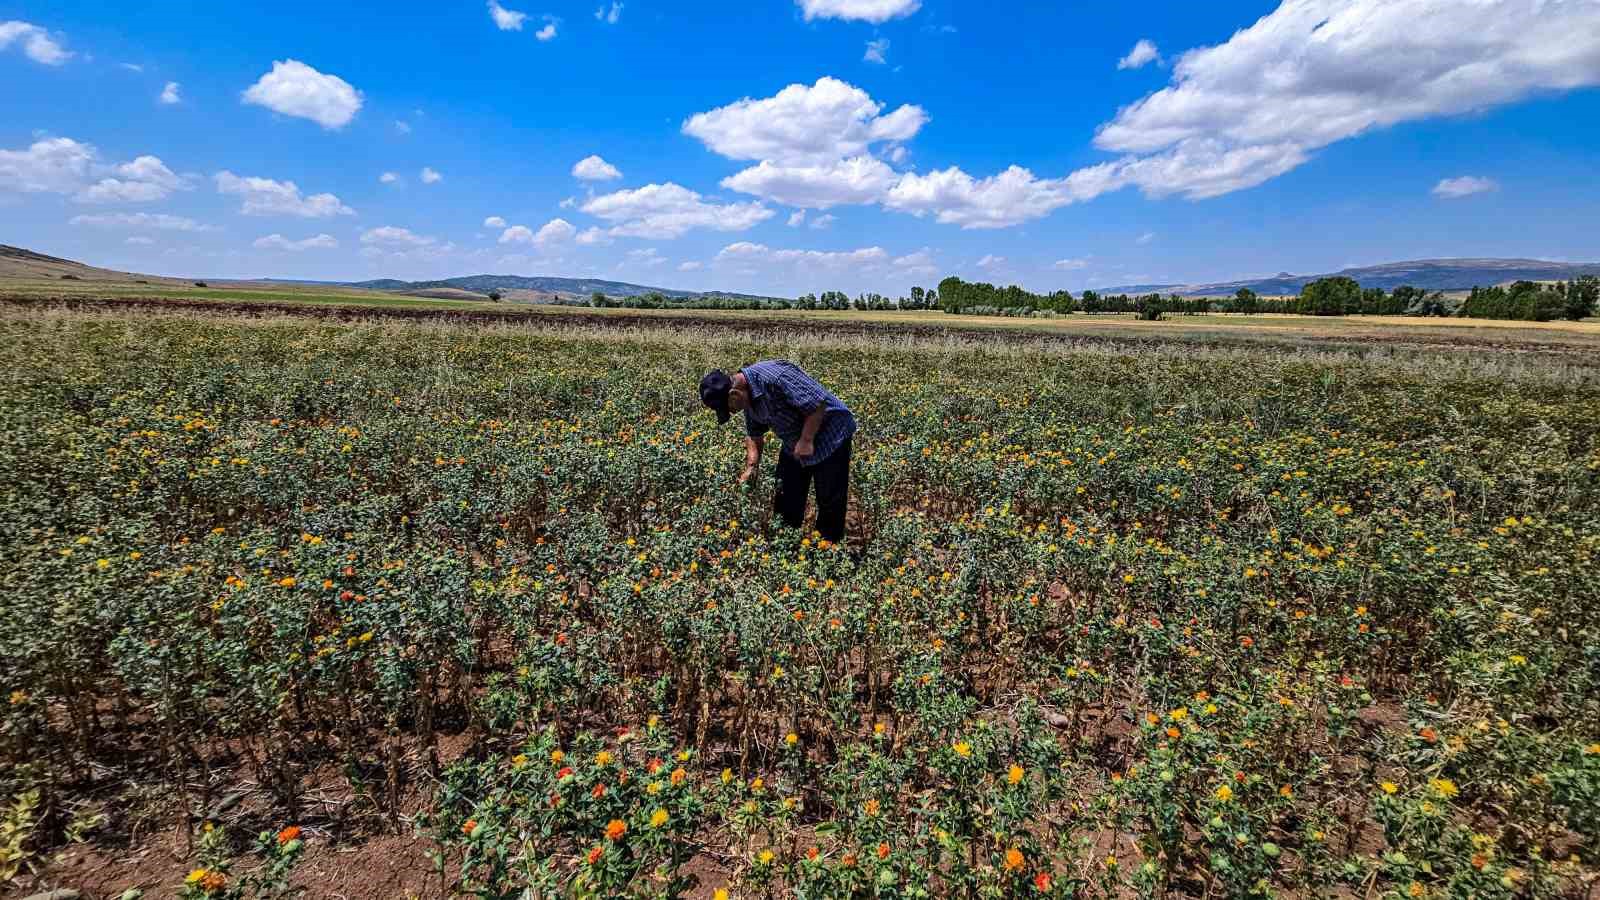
left=0, top=137, right=94, bottom=195
left=483, top=215, right=507, bottom=228
left=977, top=254, right=1005, bottom=270
left=575, top=226, right=613, bottom=246
left=864, top=39, right=889, bottom=65
left=810, top=213, right=836, bottom=230
left=501, top=218, right=576, bottom=247
left=581, top=182, right=773, bottom=239
left=596, top=2, right=623, bottom=24
left=795, top=0, right=921, bottom=24
left=1117, top=39, right=1161, bottom=70
left=488, top=0, right=527, bottom=30
left=787, top=210, right=806, bottom=227
left=159, top=81, right=182, bottom=105
left=420, top=167, right=443, bottom=184
left=1087, top=0, right=1600, bottom=201
left=891, top=247, right=937, bottom=275
left=241, top=59, right=362, bottom=129
left=721, top=155, right=898, bottom=209
left=215, top=171, right=355, bottom=217
left=1432, top=175, right=1498, bottom=199
left=1137, top=231, right=1156, bottom=245
left=572, top=155, right=622, bottom=181
left=715, top=241, right=889, bottom=268
left=380, top=172, right=400, bottom=184
left=628, top=247, right=667, bottom=267
left=1052, top=257, right=1089, bottom=270
left=125, top=236, right=155, bottom=245
left=254, top=233, right=339, bottom=251
left=678, top=260, right=702, bottom=271
left=69, top=212, right=209, bottom=231
left=77, top=156, right=190, bottom=204
left=0, top=138, right=192, bottom=205
left=394, top=120, right=413, bottom=135
left=0, top=20, right=72, bottom=65
left=683, top=76, right=927, bottom=165
left=536, top=19, right=558, bottom=41
left=884, top=163, right=1120, bottom=229
left=361, top=226, right=436, bottom=248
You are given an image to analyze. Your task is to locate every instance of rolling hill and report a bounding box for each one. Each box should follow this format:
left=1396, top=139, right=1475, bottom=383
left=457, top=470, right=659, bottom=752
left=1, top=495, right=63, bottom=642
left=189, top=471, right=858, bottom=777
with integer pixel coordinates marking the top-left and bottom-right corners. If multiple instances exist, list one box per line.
left=1102, top=258, right=1600, bottom=297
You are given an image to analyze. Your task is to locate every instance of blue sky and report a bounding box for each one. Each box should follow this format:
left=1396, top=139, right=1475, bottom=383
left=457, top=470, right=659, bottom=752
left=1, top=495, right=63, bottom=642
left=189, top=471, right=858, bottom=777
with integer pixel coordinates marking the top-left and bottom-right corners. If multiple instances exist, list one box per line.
left=3, top=0, right=1599, bottom=296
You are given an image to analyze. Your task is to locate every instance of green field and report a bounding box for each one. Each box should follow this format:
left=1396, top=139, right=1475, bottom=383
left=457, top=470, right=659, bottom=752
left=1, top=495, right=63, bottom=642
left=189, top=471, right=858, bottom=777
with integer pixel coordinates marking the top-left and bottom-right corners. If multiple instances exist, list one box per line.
left=1, top=303, right=1598, bottom=899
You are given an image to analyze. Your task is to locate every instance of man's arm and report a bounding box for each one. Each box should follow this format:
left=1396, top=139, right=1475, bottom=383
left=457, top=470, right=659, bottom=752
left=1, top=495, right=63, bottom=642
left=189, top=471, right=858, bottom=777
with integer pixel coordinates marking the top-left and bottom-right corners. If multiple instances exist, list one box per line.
left=793, top=404, right=826, bottom=460
left=740, top=435, right=764, bottom=484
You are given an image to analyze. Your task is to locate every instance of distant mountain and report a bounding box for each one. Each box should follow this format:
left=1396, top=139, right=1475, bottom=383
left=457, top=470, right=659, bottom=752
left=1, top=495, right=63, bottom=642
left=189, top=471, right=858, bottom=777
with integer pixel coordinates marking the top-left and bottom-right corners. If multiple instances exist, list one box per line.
left=1101, top=258, right=1600, bottom=297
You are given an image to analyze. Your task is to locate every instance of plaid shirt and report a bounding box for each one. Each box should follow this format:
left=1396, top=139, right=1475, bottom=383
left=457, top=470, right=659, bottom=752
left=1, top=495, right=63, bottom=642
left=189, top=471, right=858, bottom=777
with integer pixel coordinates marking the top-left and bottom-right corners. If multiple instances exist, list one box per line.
left=741, top=360, right=856, bottom=466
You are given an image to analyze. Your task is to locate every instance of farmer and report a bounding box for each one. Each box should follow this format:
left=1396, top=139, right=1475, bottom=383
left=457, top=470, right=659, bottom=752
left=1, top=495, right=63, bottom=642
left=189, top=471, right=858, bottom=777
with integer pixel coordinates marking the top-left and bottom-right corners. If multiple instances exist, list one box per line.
left=699, top=360, right=856, bottom=543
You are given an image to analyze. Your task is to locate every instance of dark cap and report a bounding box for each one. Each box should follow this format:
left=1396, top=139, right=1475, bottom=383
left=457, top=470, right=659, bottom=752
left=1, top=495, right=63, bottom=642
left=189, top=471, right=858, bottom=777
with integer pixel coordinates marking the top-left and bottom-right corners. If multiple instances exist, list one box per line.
left=699, top=369, right=732, bottom=424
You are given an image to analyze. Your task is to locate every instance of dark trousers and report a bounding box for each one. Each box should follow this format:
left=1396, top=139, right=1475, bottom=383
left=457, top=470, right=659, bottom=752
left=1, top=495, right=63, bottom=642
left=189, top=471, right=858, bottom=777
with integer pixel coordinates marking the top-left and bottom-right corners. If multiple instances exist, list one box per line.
left=773, top=439, right=851, bottom=543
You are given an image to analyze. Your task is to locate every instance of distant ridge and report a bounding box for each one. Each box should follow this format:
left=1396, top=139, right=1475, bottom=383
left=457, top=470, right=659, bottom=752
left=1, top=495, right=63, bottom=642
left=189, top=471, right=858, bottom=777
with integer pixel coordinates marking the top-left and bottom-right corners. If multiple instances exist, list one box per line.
left=1101, top=258, right=1600, bottom=297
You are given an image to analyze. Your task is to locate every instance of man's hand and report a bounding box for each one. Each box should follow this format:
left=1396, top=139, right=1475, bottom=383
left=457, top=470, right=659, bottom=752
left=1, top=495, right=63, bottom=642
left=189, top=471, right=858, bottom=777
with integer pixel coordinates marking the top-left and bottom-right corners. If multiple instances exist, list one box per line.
left=793, top=436, right=816, bottom=460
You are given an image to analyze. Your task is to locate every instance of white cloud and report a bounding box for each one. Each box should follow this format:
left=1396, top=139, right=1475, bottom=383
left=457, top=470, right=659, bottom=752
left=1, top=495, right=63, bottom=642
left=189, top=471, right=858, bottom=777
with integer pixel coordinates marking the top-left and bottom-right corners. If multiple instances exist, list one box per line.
left=380, top=172, right=400, bottom=184
left=488, top=0, right=528, bottom=30
left=787, top=210, right=806, bottom=227
left=0, top=20, right=72, bottom=65
left=159, top=82, right=181, bottom=105
left=1052, top=257, right=1089, bottom=270
left=884, top=163, right=1118, bottom=229
left=809, top=213, right=836, bottom=230
left=502, top=218, right=577, bottom=247
left=575, top=226, right=613, bottom=246
left=977, top=254, right=1005, bottom=270
left=716, top=241, right=889, bottom=268
left=683, top=76, right=927, bottom=165
left=1136, top=231, right=1156, bottom=245
left=125, top=236, right=155, bottom=245
left=420, top=167, right=443, bottom=184
left=361, top=226, right=436, bottom=248
left=241, top=59, right=362, bottom=130
left=536, top=20, right=558, bottom=41
left=254, top=233, right=339, bottom=251
left=721, top=155, right=897, bottom=209
left=483, top=215, right=507, bottom=228
left=628, top=247, right=667, bottom=267
left=572, top=154, right=622, bottom=181
left=795, top=0, right=921, bottom=24
left=596, top=2, right=623, bottom=24
left=581, top=182, right=773, bottom=239
left=559, top=196, right=578, bottom=209
left=1117, top=39, right=1161, bottom=70
left=891, top=247, right=937, bottom=275
left=864, top=39, right=889, bottom=65
left=1432, top=175, right=1498, bottom=199
left=678, top=260, right=702, bottom=271
left=0, top=137, right=94, bottom=194
left=1086, top=0, right=1600, bottom=201
left=120, top=62, right=144, bottom=73
left=0, top=138, right=191, bottom=205
left=215, top=171, right=355, bottom=217
left=69, top=212, right=209, bottom=231
left=395, top=120, right=413, bottom=135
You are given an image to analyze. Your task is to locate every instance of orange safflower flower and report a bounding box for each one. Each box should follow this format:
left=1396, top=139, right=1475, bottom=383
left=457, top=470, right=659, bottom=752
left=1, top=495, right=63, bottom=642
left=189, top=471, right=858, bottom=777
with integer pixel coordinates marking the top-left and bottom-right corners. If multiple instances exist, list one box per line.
left=605, top=819, right=626, bottom=841
left=877, top=842, right=890, bottom=860
left=277, top=825, right=301, bottom=845
left=1034, top=871, right=1052, bottom=892
left=587, top=845, right=604, bottom=864
left=1004, top=848, right=1024, bottom=871
left=462, top=819, right=477, bottom=836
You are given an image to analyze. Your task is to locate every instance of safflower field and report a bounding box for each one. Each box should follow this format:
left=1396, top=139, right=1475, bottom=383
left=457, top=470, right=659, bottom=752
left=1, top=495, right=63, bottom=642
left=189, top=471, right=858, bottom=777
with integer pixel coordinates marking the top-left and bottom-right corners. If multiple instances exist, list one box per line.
left=1, top=305, right=1597, bottom=899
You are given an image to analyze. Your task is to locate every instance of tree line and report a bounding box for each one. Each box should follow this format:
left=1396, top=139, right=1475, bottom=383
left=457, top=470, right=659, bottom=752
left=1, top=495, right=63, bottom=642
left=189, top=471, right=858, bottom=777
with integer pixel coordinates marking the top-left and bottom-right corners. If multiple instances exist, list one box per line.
left=574, top=276, right=1598, bottom=322
left=929, top=275, right=1598, bottom=322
